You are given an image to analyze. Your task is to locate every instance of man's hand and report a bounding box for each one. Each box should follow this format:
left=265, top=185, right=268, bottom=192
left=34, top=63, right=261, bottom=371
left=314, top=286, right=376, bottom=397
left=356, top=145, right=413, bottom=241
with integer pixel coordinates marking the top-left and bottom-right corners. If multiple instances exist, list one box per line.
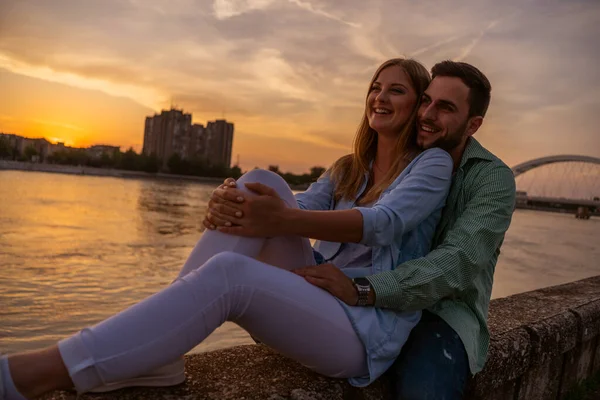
left=294, top=263, right=359, bottom=306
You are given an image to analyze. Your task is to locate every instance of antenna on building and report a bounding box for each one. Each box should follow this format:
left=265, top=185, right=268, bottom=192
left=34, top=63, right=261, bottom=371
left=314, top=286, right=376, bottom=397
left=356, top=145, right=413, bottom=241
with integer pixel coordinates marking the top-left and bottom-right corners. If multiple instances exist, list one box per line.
left=236, top=154, right=240, bottom=166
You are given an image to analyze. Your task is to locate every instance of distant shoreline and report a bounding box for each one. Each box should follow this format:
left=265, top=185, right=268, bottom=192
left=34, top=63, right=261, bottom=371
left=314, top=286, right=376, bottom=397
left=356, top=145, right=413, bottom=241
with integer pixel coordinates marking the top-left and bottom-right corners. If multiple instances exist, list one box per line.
left=0, top=160, right=310, bottom=190
left=0, top=160, right=228, bottom=185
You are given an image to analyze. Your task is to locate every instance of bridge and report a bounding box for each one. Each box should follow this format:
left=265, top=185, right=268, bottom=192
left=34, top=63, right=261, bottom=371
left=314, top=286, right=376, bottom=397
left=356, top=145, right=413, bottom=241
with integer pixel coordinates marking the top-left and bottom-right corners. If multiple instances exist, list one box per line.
left=511, top=155, right=600, bottom=217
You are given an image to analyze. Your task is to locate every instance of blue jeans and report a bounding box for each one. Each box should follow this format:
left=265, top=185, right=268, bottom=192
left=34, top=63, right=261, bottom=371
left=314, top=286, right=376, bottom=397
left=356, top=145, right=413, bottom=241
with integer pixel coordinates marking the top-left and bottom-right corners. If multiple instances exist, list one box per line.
left=390, top=311, right=470, bottom=400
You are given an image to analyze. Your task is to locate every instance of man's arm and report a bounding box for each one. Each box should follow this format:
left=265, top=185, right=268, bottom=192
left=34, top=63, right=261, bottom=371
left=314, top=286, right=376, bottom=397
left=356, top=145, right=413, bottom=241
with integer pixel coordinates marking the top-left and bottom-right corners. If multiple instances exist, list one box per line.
left=366, top=163, right=516, bottom=311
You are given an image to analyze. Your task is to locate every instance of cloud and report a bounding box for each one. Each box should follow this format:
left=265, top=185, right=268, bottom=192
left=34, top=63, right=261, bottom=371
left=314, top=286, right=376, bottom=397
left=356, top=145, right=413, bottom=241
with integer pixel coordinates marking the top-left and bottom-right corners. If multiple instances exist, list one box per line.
left=0, top=0, right=599, bottom=172
left=287, top=0, right=360, bottom=27
left=453, top=19, right=499, bottom=61
left=0, top=54, right=164, bottom=109
left=212, top=0, right=275, bottom=19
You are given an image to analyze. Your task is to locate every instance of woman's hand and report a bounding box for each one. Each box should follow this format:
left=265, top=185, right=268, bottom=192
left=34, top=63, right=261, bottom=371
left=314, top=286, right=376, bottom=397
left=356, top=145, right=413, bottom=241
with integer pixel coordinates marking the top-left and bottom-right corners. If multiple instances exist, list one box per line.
left=205, top=180, right=288, bottom=237
left=294, top=264, right=359, bottom=306
left=203, top=178, right=243, bottom=230
left=215, top=182, right=287, bottom=237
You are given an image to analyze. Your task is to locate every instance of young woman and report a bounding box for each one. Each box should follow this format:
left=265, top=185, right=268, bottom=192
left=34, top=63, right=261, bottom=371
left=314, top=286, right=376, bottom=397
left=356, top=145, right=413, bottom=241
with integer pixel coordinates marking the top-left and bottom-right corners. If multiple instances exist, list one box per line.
left=0, top=58, right=453, bottom=399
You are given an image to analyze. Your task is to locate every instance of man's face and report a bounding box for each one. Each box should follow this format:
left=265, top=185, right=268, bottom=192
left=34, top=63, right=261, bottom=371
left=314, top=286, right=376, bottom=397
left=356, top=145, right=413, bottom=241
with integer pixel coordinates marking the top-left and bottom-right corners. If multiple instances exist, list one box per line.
left=416, top=76, right=478, bottom=152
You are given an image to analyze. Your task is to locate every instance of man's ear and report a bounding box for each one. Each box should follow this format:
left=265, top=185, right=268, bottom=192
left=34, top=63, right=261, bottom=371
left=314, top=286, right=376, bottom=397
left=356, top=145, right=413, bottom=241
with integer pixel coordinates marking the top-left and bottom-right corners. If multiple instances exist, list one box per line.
left=466, top=116, right=483, bottom=137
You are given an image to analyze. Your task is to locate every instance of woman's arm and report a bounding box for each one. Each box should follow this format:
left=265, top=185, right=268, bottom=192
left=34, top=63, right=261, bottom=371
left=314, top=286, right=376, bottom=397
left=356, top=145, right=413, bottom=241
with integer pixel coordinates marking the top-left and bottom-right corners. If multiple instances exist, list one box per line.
left=215, top=148, right=453, bottom=243
left=280, top=208, right=363, bottom=242
left=281, top=148, right=453, bottom=243
left=204, top=169, right=336, bottom=230
left=210, top=182, right=363, bottom=240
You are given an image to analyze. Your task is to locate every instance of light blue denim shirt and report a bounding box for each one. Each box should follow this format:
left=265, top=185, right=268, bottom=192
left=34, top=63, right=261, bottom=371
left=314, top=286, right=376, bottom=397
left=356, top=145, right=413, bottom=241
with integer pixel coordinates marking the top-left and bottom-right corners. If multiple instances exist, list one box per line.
left=295, top=147, right=453, bottom=386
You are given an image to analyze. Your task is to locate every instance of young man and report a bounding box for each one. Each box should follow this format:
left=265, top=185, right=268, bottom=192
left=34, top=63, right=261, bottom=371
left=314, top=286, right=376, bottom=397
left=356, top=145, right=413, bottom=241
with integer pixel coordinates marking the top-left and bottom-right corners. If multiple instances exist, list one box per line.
left=207, top=61, right=515, bottom=398
left=368, top=61, right=516, bottom=399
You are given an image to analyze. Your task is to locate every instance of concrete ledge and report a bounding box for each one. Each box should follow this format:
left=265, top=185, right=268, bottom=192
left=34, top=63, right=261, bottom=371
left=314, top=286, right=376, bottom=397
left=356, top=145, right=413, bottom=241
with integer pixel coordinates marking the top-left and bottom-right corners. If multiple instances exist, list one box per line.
left=572, top=300, right=600, bottom=342
left=40, top=345, right=390, bottom=400
left=42, top=276, right=600, bottom=400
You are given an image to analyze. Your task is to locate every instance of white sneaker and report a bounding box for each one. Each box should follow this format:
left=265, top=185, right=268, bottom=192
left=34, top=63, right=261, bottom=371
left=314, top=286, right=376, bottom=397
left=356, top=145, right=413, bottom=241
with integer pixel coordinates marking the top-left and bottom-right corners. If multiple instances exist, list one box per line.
left=89, top=358, right=186, bottom=393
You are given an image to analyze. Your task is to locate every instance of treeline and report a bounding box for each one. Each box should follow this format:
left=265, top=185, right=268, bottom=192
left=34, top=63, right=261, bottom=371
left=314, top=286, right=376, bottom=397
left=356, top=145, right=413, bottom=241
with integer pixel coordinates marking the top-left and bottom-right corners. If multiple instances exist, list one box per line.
left=47, top=148, right=243, bottom=179
left=267, top=165, right=326, bottom=187
left=0, top=137, right=242, bottom=179
left=0, top=136, right=326, bottom=185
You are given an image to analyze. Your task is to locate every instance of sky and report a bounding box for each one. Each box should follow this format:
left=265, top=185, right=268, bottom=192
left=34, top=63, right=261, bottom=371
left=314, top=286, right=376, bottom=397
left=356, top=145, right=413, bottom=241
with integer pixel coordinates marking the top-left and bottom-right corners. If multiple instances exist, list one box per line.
left=0, top=0, right=599, bottom=173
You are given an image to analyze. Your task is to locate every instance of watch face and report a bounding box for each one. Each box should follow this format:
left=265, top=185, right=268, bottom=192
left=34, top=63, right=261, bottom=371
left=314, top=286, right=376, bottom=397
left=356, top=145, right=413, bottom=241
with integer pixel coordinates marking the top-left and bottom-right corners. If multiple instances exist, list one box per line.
left=354, top=277, right=370, bottom=287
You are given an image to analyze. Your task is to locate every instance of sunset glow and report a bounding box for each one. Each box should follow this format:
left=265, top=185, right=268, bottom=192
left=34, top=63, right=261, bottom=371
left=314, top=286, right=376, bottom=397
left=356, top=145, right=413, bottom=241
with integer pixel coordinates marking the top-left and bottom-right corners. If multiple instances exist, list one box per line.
left=1, top=0, right=598, bottom=172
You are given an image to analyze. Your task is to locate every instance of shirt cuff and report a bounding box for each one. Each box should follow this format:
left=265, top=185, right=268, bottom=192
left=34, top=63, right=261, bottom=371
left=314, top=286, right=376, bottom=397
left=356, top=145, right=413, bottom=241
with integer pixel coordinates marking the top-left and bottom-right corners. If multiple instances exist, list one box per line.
left=366, top=272, right=403, bottom=309
left=355, top=206, right=376, bottom=245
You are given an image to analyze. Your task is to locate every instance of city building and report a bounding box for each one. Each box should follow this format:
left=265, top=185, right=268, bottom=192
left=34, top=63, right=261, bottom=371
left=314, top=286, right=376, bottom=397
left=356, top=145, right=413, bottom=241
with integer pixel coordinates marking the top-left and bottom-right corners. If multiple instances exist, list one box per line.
left=0, top=133, right=57, bottom=161
left=142, top=109, right=192, bottom=165
left=142, top=109, right=234, bottom=168
left=0, top=133, right=121, bottom=162
left=205, top=120, right=234, bottom=167
left=188, top=124, right=206, bottom=160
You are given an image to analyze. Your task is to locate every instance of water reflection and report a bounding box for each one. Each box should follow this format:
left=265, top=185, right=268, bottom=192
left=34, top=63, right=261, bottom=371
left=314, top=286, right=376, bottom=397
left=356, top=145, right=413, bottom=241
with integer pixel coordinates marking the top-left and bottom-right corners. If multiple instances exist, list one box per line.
left=0, top=171, right=234, bottom=353
left=136, top=180, right=207, bottom=238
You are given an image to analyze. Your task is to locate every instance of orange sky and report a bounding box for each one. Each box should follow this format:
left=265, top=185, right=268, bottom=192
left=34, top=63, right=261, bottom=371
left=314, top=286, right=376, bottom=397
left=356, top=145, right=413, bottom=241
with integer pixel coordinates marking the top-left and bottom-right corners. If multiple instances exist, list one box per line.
left=1, top=0, right=599, bottom=173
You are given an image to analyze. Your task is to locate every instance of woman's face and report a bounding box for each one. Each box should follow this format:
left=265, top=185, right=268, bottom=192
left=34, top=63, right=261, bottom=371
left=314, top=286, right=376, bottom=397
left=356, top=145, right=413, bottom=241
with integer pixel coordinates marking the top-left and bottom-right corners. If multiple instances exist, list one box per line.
left=366, top=65, right=417, bottom=138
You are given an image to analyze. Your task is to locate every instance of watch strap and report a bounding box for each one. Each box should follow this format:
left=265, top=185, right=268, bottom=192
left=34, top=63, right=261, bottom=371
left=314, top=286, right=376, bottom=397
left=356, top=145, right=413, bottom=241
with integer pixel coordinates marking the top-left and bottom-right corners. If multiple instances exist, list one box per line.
left=353, top=277, right=371, bottom=306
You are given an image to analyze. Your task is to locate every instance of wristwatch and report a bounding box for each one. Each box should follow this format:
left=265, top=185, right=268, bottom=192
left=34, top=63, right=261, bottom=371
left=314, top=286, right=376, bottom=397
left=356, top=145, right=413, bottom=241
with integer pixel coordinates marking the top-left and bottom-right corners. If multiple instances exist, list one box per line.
left=352, top=277, right=372, bottom=306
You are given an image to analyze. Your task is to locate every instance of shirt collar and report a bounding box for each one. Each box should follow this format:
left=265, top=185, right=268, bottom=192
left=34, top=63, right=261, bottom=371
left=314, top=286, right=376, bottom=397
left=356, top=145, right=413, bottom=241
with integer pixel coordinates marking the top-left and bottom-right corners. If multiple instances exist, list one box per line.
left=459, top=137, right=495, bottom=169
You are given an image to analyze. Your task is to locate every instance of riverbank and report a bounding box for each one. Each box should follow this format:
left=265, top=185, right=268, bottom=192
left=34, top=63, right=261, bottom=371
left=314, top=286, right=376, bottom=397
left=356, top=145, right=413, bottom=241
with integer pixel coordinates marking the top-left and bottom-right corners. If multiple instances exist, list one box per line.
left=0, top=160, right=226, bottom=184
left=0, top=160, right=311, bottom=190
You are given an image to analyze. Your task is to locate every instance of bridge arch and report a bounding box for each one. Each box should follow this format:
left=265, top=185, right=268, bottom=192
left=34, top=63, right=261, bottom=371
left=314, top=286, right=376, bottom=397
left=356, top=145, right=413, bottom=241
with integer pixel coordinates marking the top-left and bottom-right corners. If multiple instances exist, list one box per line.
left=511, top=155, right=600, bottom=177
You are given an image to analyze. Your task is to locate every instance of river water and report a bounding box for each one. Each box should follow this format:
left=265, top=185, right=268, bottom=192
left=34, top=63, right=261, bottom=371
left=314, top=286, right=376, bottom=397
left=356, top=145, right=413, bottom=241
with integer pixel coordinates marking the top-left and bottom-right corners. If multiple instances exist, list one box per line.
left=1, top=170, right=599, bottom=354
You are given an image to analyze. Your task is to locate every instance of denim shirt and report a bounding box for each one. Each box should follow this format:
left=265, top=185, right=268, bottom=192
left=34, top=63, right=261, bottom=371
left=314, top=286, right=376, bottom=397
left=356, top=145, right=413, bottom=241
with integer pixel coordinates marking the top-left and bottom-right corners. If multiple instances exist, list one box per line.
left=295, top=147, right=453, bottom=386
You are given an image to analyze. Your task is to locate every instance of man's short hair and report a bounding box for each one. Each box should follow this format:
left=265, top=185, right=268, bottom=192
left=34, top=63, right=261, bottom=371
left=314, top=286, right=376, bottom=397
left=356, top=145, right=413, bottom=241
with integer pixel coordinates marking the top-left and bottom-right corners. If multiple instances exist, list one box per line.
left=431, top=61, right=492, bottom=117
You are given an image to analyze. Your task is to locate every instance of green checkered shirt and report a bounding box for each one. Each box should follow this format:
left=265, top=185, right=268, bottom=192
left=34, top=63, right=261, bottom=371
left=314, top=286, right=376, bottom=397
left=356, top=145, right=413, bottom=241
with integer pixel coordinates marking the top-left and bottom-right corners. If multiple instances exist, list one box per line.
left=367, top=138, right=516, bottom=374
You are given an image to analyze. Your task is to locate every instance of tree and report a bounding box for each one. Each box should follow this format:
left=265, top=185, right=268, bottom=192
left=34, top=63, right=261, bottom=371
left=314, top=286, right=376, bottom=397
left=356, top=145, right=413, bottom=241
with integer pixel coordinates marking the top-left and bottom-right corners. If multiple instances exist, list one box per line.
left=0, top=136, right=11, bottom=159
left=309, top=166, right=326, bottom=180
left=100, top=152, right=113, bottom=167
left=167, top=153, right=184, bottom=174
left=22, top=145, right=38, bottom=162
left=229, top=165, right=242, bottom=179
left=268, top=165, right=281, bottom=175
left=120, top=148, right=140, bottom=170
left=141, top=154, right=160, bottom=173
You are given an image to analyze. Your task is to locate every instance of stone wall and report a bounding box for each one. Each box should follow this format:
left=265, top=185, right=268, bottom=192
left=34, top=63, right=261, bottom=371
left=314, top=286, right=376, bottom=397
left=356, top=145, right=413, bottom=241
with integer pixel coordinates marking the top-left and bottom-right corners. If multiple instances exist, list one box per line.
left=42, top=276, right=600, bottom=400
left=467, top=275, right=600, bottom=400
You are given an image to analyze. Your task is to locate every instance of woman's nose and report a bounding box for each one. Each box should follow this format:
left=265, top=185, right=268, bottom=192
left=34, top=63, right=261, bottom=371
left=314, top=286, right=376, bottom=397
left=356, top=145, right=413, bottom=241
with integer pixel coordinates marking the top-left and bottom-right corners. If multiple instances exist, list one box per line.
left=375, top=89, right=389, bottom=102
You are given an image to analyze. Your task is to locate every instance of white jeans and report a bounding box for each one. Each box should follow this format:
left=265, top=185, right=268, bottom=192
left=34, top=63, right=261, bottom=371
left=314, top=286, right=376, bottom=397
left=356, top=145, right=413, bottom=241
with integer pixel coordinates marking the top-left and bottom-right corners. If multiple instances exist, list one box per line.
left=58, top=169, right=368, bottom=392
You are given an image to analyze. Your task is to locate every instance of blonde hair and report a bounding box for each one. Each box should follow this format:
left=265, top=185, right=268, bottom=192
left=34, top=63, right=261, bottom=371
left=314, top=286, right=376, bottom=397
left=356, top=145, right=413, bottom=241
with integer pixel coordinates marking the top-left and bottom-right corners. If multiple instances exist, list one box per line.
left=329, top=58, right=431, bottom=205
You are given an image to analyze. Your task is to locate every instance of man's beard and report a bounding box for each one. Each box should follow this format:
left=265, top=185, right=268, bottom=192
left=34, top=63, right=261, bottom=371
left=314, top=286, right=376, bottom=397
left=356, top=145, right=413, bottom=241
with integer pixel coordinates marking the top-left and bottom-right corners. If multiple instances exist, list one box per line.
left=422, top=119, right=468, bottom=152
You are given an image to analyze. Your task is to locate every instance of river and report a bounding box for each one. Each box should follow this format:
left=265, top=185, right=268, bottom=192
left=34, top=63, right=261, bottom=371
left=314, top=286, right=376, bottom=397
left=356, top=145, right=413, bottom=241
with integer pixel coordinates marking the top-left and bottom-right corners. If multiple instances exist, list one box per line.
left=1, top=170, right=598, bottom=354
